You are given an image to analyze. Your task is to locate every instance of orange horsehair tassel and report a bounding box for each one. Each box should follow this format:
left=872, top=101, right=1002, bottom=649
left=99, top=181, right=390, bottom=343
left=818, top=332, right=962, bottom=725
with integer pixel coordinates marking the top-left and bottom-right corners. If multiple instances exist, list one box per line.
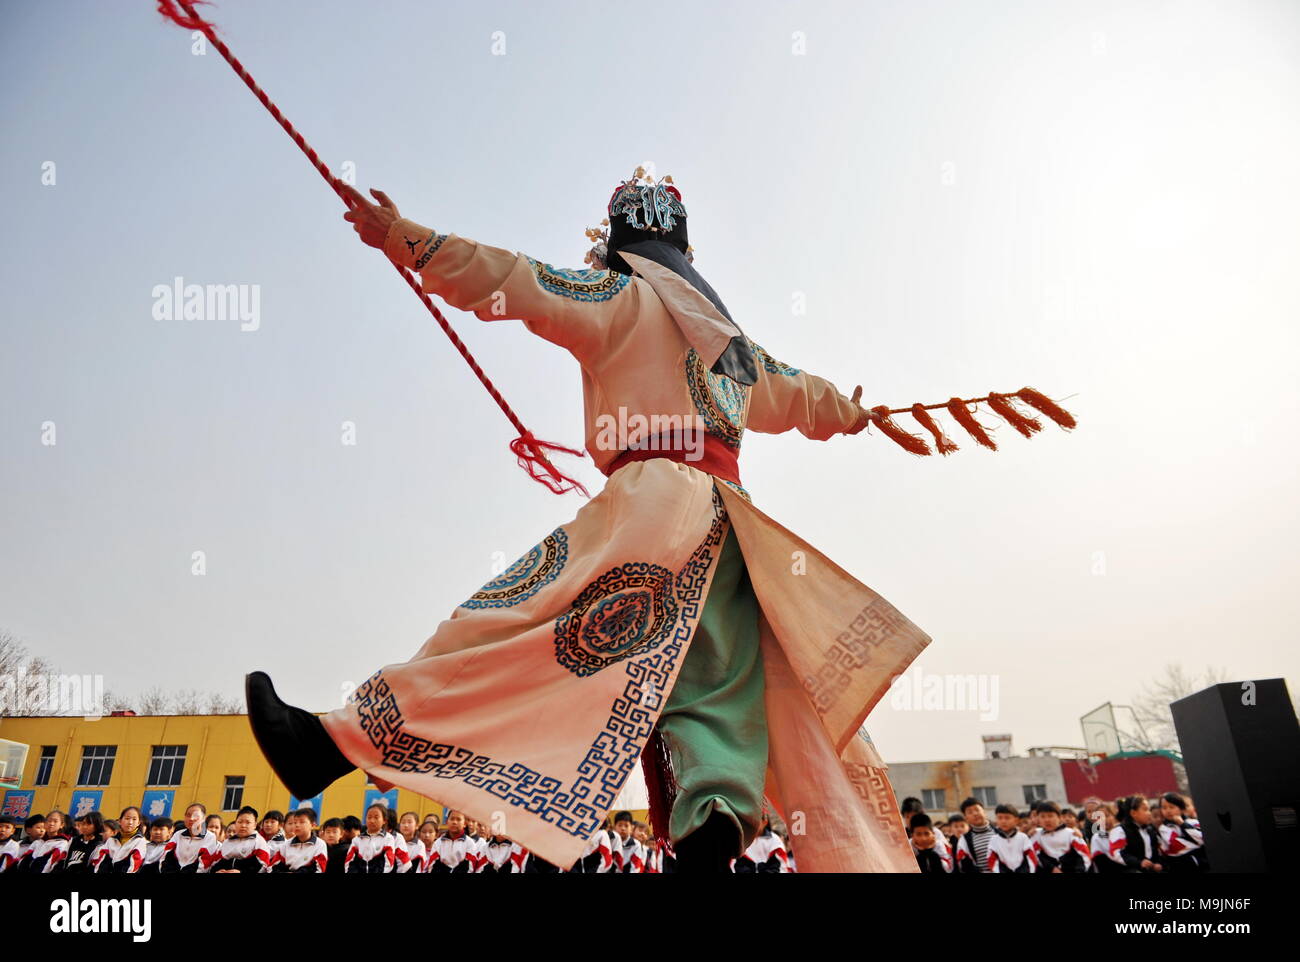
left=910, top=403, right=959, bottom=455
left=946, top=397, right=997, bottom=450
left=987, top=392, right=1043, bottom=438
left=869, top=406, right=931, bottom=456
left=1015, top=386, right=1078, bottom=430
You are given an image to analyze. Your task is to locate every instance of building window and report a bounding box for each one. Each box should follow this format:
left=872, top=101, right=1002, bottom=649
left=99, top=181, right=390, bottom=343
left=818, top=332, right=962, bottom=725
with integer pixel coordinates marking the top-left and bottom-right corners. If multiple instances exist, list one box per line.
left=146, top=746, right=187, bottom=786
left=34, top=746, right=57, bottom=786
left=1023, top=784, right=1048, bottom=804
left=223, top=776, right=245, bottom=811
left=77, top=746, right=116, bottom=787
left=973, top=786, right=998, bottom=808
left=921, top=788, right=946, bottom=811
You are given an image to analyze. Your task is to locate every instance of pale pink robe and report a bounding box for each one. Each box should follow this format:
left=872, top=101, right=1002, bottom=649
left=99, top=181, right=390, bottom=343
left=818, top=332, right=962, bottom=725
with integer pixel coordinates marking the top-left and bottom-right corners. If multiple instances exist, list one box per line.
left=319, top=218, right=930, bottom=871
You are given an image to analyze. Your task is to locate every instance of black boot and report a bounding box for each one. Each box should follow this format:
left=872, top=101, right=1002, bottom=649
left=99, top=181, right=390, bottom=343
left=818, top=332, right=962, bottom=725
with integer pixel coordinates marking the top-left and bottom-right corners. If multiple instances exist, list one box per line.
left=244, top=671, right=356, bottom=799
left=673, top=810, right=742, bottom=874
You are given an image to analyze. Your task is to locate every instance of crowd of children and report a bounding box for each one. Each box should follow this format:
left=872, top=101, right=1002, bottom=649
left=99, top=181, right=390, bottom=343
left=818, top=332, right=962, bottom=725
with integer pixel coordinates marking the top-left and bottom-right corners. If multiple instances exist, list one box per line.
left=0, top=803, right=795, bottom=874
left=905, top=792, right=1210, bottom=873
left=0, top=791, right=1209, bottom=875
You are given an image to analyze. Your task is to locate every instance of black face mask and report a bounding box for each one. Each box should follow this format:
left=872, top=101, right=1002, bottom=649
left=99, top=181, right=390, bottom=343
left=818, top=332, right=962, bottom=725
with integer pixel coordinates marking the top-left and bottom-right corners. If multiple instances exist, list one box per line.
left=605, top=214, right=758, bottom=386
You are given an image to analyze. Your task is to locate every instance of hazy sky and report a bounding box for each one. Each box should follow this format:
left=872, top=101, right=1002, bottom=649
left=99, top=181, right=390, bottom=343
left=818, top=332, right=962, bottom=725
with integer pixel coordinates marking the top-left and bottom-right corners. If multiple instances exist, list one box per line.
left=2, top=0, right=1296, bottom=763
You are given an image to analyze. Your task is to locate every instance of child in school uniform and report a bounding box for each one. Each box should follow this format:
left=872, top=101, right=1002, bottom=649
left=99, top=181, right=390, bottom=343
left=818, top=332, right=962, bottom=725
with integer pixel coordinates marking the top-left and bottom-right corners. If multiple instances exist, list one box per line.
left=381, top=807, right=403, bottom=872
left=480, top=833, right=510, bottom=873
left=258, top=810, right=287, bottom=869
left=0, top=815, right=21, bottom=873
left=1088, top=803, right=1118, bottom=873
left=1109, top=795, right=1163, bottom=873
left=1031, top=801, right=1090, bottom=873
left=16, top=814, right=46, bottom=871
left=341, top=815, right=362, bottom=847
left=42, top=811, right=73, bottom=873
left=138, top=818, right=173, bottom=874
left=393, top=811, right=422, bottom=874
left=733, top=818, right=791, bottom=873
left=275, top=808, right=330, bottom=872
left=95, top=806, right=149, bottom=874
left=1157, top=792, right=1208, bottom=872
left=412, top=820, right=438, bottom=873
left=986, top=804, right=1037, bottom=873
left=568, top=824, right=615, bottom=873
left=161, top=803, right=220, bottom=873
left=345, top=803, right=395, bottom=873
left=31, top=811, right=72, bottom=873
left=481, top=834, right=523, bottom=873
left=907, top=813, right=952, bottom=874
left=464, top=817, right=491, bottom=873
left=213, top=806, right=274, bottom=873
left=611, top=810, right=646, bottom=873
left=320, top=818, right=349, bottom=874
left=426, top=810, right=478, bottom=874
left=204, top=813, right=225, bottom=842
left=644, top=836, right=677, bottom=873
left=62, top=811, right=104, bottom=875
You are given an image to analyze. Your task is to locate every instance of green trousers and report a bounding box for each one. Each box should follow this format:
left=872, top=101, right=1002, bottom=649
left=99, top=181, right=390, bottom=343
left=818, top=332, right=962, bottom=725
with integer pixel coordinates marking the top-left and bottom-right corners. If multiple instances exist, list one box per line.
left=657, top=523, right=769, bottom=852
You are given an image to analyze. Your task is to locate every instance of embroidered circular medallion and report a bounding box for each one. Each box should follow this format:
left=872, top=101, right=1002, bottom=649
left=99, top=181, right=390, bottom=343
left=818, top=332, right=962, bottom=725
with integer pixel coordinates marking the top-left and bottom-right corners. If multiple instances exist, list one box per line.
left=460, top=527, right=569, bottom=609
left=554, top=562, right=679, bottom=676
left=685, top=348, right=748, bottom=447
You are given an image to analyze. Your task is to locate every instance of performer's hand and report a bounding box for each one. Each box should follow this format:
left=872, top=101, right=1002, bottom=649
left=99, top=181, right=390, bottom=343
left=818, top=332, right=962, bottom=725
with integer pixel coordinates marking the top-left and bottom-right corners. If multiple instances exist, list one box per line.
left=846, top=384, right=869, bottom=436
left=341, top=184, right=400, bottom=249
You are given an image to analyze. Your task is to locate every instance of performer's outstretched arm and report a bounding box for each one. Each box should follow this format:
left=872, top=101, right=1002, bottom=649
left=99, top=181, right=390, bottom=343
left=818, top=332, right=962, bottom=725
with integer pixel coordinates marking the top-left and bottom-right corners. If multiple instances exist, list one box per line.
left=744, top=339, right=870, bottom=440
left=340, top=185, right=634, bottom=361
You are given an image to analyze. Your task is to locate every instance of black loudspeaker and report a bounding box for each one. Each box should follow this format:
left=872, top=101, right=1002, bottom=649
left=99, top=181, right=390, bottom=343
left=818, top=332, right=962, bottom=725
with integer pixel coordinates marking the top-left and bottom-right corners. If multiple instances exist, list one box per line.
left=1170, top=679, right=1299, bottom=872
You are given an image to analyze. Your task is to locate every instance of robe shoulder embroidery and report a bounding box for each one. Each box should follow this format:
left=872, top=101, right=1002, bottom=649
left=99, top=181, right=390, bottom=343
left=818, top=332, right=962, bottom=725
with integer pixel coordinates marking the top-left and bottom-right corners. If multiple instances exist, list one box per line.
left=685, top=347, right=750, bottom=448
left=460, top=527, right=569, bottom=609
left=747, top=339, right=801, bottom=376
left=524, top=256, right=631, bottom=302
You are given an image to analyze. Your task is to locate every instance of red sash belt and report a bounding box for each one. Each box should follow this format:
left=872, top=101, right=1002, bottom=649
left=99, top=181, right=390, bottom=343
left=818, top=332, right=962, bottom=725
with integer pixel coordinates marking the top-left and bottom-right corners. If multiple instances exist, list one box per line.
left=602, top=432, right=742, bottom=487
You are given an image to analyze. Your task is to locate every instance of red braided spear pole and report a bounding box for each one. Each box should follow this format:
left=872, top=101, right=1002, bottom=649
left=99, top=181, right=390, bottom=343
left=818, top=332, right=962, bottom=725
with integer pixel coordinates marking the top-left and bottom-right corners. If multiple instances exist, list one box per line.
left=155, top=0, right=589, bottom=496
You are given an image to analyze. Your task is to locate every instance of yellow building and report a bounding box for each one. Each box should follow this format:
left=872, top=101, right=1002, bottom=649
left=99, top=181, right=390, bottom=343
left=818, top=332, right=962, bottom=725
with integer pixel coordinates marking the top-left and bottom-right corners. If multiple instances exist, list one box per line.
left=0, top=712, right=447, bottom=825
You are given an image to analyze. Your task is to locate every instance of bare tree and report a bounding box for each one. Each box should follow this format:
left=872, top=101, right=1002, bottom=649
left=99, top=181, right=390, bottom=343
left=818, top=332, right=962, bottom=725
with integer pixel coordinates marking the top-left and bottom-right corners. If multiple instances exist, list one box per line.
left=1128, top=663, right=1231, bottom=754
left=172, top=688, right=206, bottom=715
left=136, top=686, right=172, bottom=716
left=4, top=629, right=245, bottom=717
left=99, top=688, right=135, bottom=714
left=1, top=630, right=59, bottom=716
left=205, top=692, right=243, bottom=715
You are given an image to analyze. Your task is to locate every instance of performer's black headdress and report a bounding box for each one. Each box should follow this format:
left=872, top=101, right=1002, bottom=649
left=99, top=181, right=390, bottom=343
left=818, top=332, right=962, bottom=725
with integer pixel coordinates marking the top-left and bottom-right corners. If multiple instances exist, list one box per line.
left=586, top=168, right=757, bottom=386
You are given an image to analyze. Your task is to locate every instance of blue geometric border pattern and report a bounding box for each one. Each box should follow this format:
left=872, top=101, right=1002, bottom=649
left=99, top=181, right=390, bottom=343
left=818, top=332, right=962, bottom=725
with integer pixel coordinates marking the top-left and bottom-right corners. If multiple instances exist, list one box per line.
left=347, top=486, right=729, bottom=845
left=718, top=477, right=753, bottom=504
left=459, top=527, right=570, bottom=610
left=748, top=339, right=801, bottom=376
left=525, top=256, right=631, bottom=302
left=685, top=348, right=749, bottom=448
left=553, top=561, right=679, bottom=677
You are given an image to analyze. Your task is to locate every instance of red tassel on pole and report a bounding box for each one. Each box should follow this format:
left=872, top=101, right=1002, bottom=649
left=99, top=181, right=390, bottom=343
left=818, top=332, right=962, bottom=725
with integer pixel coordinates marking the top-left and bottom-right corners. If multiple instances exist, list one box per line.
left=946, top=397, right=998, bottom=450
left=156, top=0, right=218, bottom=32
left=910, top=403, right=959, bottom=455
left=868, top=406, right=932, bottom=456
left=987, top=391, right=1043, bottom=438
left=509, top=433, right=590, bottom=498
left=1015, top=386, right=1078, bottom=430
